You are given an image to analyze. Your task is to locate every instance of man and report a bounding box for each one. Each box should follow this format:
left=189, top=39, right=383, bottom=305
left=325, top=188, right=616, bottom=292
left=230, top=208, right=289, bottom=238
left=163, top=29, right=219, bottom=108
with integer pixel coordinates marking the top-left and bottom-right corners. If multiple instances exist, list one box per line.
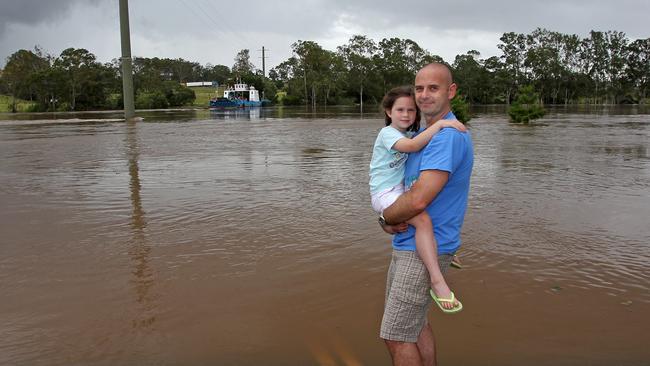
left=378, top=63, right=474, bottom=366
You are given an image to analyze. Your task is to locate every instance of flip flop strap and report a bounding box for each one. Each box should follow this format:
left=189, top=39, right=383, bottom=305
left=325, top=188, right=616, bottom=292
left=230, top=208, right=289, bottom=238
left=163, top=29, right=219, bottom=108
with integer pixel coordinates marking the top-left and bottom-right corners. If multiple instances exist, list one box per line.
left=436, top=292, right=455, bottom=303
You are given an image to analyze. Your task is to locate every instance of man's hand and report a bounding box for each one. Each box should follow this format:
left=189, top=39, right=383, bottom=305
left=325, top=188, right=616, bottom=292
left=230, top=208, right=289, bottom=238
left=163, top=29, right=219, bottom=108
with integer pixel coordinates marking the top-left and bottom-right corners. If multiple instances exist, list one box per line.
left=380, top=222, right=408, bottom=234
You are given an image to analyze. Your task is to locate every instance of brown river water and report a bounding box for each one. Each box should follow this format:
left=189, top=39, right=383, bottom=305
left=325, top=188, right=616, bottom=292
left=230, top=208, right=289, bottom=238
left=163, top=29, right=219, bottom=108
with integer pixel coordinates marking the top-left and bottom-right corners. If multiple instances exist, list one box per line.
left=1, top=106, right=649, bottom=365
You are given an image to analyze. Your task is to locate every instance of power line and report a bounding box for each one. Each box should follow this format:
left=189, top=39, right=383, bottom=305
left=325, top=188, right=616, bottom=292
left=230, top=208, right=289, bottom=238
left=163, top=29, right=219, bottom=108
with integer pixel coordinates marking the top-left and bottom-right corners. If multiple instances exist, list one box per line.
left=196, top=0, right=251, bottom=46
left=176, top=0, right=243, bottom=60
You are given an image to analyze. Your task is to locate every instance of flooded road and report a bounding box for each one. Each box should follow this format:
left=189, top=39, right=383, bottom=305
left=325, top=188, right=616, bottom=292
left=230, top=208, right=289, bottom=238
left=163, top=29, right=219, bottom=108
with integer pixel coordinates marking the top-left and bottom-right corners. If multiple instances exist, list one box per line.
left=1, top=106, right=649, bottom=365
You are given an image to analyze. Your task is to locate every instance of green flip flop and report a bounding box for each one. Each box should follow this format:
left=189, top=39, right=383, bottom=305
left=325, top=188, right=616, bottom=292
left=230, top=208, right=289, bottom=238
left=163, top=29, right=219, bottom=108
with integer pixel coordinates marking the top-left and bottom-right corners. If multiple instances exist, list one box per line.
left=430, top=289, right=463, bottom=314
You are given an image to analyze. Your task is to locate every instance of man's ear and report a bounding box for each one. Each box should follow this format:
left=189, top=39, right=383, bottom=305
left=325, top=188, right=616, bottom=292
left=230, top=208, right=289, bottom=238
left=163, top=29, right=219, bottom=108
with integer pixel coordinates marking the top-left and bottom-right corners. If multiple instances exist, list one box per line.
left=448, top=83, right=457, bottom=100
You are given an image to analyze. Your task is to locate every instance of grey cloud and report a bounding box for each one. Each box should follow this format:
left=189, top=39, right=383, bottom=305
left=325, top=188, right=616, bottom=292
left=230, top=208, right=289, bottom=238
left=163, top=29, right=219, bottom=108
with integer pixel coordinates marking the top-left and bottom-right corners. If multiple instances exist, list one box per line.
left=0, top=0, right=101, bottom=24
left=2, top=0, right=649, bottom=69
left=0, top=0, right=105, bottom=35
left=332, top=0, right=650, bottom=39
left=129, top=0, right=341, bottom=40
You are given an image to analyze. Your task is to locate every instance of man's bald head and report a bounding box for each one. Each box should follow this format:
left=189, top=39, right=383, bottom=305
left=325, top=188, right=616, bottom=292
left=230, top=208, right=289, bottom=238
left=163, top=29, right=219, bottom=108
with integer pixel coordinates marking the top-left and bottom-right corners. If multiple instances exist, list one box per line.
left=414, top=63, right=457, bottom=123
left=416, top=63, right=453, bottom=87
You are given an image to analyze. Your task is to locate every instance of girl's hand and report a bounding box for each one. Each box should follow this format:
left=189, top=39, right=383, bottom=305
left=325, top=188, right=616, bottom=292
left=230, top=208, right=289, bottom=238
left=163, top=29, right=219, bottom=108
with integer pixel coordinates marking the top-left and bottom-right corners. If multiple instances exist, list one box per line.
left=434, top=119, right=467, bottom=132
left=380, top=222, right=408, bottom=234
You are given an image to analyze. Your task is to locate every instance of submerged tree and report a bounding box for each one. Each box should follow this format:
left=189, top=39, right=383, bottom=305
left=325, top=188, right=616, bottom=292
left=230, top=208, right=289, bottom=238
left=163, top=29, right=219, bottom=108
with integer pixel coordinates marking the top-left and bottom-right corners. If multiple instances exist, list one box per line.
left=451, top=95, right=472, bottom=123
left=508, top=85, right=546, bottom=123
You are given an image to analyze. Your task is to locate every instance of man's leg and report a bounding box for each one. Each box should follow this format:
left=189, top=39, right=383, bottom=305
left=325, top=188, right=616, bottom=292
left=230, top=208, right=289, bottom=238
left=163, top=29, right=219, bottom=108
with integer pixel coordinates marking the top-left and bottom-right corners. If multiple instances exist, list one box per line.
left=416, top=254, right=453, bottom=365
left=384, top=322, right=435, bottom=366
left=382, top=252, right=453, bottom=365
left=416, top=323, right=436, bottom=366
left=385, top=340, right=422, bottom=366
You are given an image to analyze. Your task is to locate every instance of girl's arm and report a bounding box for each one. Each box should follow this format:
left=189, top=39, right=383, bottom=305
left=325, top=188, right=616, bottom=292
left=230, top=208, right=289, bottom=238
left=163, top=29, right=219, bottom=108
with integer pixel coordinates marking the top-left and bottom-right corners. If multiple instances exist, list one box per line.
left=392, top=119, right=467, bottom=153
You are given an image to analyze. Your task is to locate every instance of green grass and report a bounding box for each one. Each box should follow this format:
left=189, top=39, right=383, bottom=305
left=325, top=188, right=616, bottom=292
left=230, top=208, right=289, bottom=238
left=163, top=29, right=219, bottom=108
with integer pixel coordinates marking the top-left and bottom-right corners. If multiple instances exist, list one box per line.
left=0, top=94, right=37, bottom=112
left=188, top=86, right=224, bottom=107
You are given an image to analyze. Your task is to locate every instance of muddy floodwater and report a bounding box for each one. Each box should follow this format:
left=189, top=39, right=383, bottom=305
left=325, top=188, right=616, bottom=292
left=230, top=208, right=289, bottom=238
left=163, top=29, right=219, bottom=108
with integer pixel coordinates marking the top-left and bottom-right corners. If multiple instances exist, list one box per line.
left=1, top=106, right=649, bottom=365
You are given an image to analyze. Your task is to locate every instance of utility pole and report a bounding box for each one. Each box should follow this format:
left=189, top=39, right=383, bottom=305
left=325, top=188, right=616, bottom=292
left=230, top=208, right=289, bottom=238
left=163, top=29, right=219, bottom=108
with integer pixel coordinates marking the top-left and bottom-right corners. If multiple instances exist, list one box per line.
left=259, top=46, right=269, bottom=78
left=262, top=46, right=266, bottom=78
left=259, top=46, right=269, bottom=100
left=119, top=0, right=136, bottom=120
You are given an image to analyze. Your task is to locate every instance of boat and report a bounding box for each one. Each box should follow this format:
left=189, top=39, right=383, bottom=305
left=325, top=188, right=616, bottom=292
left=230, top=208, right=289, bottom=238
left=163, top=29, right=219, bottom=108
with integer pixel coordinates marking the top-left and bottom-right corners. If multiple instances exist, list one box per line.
left=209, top=83, right=262, bottom=108
left=209, top=97, right=239, bottom=108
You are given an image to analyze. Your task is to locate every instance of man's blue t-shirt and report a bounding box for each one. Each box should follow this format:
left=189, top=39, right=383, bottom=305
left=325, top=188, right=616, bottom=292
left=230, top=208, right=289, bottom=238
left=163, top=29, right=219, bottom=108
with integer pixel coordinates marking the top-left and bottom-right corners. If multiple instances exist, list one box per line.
left=392, top=111, right=474, bottom=254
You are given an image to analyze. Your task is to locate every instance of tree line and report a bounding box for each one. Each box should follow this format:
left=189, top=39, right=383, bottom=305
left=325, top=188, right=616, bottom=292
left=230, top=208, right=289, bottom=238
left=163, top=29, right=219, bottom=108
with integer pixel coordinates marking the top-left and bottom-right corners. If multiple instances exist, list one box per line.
left=1, top=28, right=648, bottom=112
left=270, top=29, right=649, bottom=106
left=1, top=47, right=222, bottom=112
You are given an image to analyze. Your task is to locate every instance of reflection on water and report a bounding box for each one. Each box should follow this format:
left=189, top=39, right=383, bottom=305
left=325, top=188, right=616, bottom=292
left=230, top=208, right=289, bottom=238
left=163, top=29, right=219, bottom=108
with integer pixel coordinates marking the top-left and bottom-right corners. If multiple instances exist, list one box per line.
left=126, top=122, right=156, bottom=330
left=210, top=107, right=263, bottom=120
left=0, top=106, right=649, bottom=365
left=590, top=144, right=648, bottom=159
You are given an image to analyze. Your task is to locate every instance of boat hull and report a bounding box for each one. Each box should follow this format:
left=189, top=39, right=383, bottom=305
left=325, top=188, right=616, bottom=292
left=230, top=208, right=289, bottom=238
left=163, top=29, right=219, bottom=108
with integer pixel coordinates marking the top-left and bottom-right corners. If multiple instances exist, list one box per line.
left=210, top=99, right=261, bottom=108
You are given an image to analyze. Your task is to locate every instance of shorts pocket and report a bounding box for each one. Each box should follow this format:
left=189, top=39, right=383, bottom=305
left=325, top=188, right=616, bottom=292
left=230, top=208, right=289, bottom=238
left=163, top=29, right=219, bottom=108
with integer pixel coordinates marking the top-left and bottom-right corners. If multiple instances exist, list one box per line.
left=391, top=252, right=430, bottom=305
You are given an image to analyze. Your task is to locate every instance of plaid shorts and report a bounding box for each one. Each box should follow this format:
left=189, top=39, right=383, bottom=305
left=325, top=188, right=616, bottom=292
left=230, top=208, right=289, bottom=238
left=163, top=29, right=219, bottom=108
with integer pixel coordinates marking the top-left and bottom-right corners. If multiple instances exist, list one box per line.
left=380, top=250, right=453, bottom=342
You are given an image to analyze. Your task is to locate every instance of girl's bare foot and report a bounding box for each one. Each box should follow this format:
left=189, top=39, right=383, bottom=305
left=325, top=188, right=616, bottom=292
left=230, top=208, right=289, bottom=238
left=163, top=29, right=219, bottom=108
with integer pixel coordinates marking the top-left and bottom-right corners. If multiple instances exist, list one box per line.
left=430, top=281, right=460, bottom=310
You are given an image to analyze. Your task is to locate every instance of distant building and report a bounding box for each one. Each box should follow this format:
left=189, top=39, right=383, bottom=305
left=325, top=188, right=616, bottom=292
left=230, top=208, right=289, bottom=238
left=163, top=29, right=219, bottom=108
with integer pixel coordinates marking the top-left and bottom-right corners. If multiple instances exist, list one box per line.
left=185, top=81, right=217, bottom=87
left=160, top=70, right=173, bottom=81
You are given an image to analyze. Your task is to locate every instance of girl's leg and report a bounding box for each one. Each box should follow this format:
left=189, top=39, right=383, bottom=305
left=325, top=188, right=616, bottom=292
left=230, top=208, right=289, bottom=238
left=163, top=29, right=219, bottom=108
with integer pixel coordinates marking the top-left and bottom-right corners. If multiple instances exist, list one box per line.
left=406, top=212, right=458, bottom=310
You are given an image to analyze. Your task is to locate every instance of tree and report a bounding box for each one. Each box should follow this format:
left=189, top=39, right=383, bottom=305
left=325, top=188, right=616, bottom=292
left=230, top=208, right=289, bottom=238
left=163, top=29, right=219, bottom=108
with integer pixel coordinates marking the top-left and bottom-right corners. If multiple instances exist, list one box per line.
left=581, top=31, right=611, bottom=103
left=374, top=38, right=437, bottom=92
left=2, top=48, right=49, bottom=111
left=626, top=38, right=650, bottom=101
left=170, top=58, right=201, bottom=83
left=162, top=81, right=195, bottom=106
left=375, top=37, right=413, bottom=90
left=522, top=29, right=564, bottom=104
left=508, top=85, right=546, bottom=123
left=482, top=56, right=509, bottom=103
left=232, top=49, right=255, bottom=76
left=451, top=96, right=472, bottom=123
left=453, top=50, right=484, bottom=103
left=269, top=56, right=303, bottom=104
left=290, top=40, right=342, bottom=107
left=54, top=48, right=99, bottom=110
left=201, top=64, right=231, bottom=85
left=559, top=33, right=583, bottom=104
left=337, top=35, right=379, bottom=110
left=605, top=31, right=629, bottom=103
left=135, top=90, right=168, bottom=109
left=498, top=32, right=528, bottom=103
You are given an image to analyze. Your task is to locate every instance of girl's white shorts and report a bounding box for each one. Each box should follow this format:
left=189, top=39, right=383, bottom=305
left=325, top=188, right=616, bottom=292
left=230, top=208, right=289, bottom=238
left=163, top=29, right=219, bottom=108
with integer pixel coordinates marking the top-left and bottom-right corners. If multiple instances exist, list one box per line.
left=370, top=184, right=404, bottom=214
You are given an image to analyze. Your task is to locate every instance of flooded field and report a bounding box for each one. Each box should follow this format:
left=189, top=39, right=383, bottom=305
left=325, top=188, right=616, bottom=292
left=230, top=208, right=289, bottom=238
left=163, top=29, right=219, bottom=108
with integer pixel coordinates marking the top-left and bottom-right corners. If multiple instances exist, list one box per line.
left=1, top=106, right=649, bottom=365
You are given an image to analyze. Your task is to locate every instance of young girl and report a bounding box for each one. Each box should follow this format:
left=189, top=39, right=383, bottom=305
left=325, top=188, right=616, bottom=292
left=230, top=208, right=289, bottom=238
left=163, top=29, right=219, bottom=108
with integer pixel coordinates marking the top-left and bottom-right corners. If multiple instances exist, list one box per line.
left=369, top=86, right=465, bottom=312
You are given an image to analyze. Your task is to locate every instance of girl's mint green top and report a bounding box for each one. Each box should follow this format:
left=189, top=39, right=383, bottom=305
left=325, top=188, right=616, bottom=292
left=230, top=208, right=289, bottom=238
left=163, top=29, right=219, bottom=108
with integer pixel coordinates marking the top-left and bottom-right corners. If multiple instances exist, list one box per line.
left=369, top=126, right=409, bottom=194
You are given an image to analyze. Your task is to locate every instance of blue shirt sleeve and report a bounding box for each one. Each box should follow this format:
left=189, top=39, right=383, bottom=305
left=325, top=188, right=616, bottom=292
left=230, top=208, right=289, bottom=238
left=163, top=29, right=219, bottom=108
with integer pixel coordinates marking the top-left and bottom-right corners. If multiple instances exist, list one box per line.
left=419, top=128, right=458, bottom=173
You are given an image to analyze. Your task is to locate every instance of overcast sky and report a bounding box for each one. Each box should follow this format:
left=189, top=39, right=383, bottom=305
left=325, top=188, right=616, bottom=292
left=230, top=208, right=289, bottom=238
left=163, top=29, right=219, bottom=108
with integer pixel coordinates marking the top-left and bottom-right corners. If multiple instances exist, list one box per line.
left=1, top=0, right=649, bottom=74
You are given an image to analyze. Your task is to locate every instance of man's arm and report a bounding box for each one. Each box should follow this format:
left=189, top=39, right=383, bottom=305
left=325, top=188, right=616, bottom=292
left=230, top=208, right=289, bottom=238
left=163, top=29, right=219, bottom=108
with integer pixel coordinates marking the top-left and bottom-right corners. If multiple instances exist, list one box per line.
left=392, top=119, right=466, bottom=153
left=382, top=169, right=449, bottom=225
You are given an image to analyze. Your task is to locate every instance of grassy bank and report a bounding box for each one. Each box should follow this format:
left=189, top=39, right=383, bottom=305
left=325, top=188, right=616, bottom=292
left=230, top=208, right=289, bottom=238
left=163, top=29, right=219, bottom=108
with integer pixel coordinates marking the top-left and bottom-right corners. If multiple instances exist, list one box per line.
left=0, top=95, right=37, bottom=112
left=189, top=86, right=224, bottom=107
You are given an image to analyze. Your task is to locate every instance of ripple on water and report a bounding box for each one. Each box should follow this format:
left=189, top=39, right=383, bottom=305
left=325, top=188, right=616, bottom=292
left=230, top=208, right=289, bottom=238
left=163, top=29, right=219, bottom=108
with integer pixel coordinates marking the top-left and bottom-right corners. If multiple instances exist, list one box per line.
left=1, top=108, right=650, bottom=364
